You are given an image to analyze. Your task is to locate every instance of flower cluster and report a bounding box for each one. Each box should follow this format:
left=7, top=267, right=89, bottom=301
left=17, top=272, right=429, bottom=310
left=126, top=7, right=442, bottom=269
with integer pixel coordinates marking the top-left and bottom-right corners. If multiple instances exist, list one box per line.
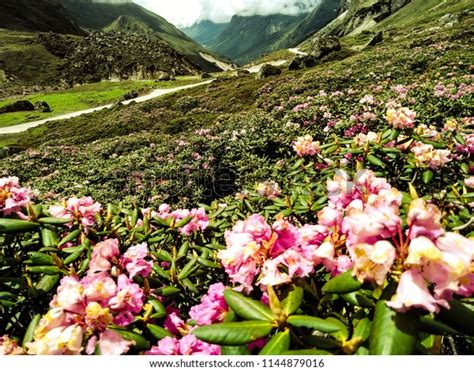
left=292, top=135, right=320, bottom=157
left=0, top=335, right=25, bottom=355
left=145, top=335, right=220, bottom=356
left=50, top=196, right=102, bottom=232
left=411, top=142, right=452, bottom=169
left=218, top=214, right=320, bottom=291
left=256, top=181, right=282, bottom=199
left=155, top=204, right=209, bottom=235
left=386, top=107, right=416, bottom=129
left=0, top=176, right=33, bottom=216
left=25, top=240, right=153, bottom=355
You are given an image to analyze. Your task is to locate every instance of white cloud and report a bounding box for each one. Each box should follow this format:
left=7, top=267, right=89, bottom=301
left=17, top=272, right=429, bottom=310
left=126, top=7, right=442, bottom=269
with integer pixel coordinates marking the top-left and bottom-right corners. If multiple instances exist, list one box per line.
left=134, top=0, right=321, bottom=27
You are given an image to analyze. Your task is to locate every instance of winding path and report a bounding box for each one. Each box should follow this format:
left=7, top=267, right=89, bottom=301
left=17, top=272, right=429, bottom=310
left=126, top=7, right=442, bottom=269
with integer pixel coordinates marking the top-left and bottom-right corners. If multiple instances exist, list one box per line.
left=0, top=80, right=213, bottom=135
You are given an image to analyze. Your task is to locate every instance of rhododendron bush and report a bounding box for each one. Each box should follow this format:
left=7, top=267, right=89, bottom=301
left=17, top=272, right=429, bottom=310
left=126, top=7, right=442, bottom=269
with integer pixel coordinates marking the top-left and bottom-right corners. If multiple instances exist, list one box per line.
left=1, top=151, right=473, bottom=355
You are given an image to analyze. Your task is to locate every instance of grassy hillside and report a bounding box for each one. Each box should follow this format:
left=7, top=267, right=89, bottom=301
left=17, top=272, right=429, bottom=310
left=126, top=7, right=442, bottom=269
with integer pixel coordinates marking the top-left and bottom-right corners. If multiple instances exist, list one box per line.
left=0, top=0, right=84, bottom=35
left=181, top=21, right=229, bottom=48
left=0, top=77, right=200, bottom=128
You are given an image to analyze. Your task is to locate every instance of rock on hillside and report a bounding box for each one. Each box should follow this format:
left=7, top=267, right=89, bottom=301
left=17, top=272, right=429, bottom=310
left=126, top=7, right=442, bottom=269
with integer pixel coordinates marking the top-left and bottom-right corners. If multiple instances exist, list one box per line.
left=316, top=0, right=413, bottom=37
left=59, top=31, right=199, bottom=84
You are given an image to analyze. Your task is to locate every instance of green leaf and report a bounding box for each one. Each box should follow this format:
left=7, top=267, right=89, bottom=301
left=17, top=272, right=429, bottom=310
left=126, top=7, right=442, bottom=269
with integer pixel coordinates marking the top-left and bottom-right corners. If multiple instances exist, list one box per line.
left=221, top=345, right=251, bottom=355
left=281, top=285, right=304, bottom=316
left=58, top=229, right=80, bottom=246
left=367, top=154, right=385, bottom=168
left=146, top=324, right=172, bottom=340
left=41, top=228, right=59, bottom=247
left=110, top=328, right=150, bottom=350
left=38, top=217, right=72, bottom=225
left=177, top=256, right=198, bottom=280
left=154, top=286, right=181, bottom=296
left=27, top=252, right=55, bottom=266
left=193, top=321, right=273, bottom=345
left=224, top=289, right=274, bottom=321
left=369, top=300, right=418, bottom=355
left=353, top=318, right=372, bottom=343
left=22, top=314, right=41, bottom=346
left=438, top=300, right=474, bottom=336
left=341, top=290, right=375, bottom=307
left=35, top=274, right=60, bottom=292
left=419, top=316, right=459, bottom=336
left=259, top=329, right=290, bottom=355
left=422, top=170, right=434, bottom=184
left=27, top=266, right=62, bottom=275
left=287, top=315, right=342, bottom=333
left=322, top=270, right=361, bottom=294
left=148, top=299, right=166, bottom=319
left=0, top=218, right=39, bottom=233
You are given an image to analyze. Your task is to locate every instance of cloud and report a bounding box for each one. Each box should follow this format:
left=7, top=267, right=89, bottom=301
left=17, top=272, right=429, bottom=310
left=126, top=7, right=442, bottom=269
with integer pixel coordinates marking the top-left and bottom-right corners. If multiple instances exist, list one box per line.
left=134, top=0, right=321, bottom=27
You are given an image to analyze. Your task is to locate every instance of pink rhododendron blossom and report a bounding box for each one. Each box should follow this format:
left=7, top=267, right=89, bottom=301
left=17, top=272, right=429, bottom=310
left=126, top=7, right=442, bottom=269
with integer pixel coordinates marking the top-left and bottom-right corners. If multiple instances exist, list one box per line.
left=353, top=241, right=396, bottom=285
left=387, top=270, right=449, bottom=313
left=293, top=135, right=320, bottom=157
left=256, top=181, right=281, bottom=199
left=406, top=199, right=444, bottom=240
left=26, top=325, right=84, bottom=355
left=108, top=275, right=144, bottom=325
left=145, top=335, right=220, bottom=355
left=0, top=176, right=33, bottom=216
left=88, top=239, right=120, bottom=275
left=90, top=330, right=133, bottom=355
left=50, top=196, right=101, bottom=231
left=164, top=312, right=187, bottom=335
left=189, top=283, right=229, bottom=326
left=120, top=243, right=153, bottom=278
left=386, top=107, right=416, bottom=129
left=410, top=142, right=451, bottom=170
left=50, top=276, right=85, bottom=313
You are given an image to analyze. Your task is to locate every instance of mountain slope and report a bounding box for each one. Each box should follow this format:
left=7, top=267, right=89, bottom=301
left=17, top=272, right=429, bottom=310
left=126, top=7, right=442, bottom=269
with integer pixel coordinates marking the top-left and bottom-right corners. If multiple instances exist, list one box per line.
left=60, top=0, right=227, bottom=71
left=0, top=0, right=84, bottom=35
left=314, top=0, right=413, bottom=37
left=209, top=14, right=306, bottom=64
left=278, top=0, right=343, bottom=47
left=181, top=21, right=229, bottom=48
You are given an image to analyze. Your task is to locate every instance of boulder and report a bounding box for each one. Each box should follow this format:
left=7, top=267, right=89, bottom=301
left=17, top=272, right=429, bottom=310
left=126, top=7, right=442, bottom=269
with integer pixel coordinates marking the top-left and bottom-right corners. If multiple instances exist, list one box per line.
left=157, top=72, right=171, bottom=81
left=256, top=64, right=282, bottom=80
left=236, top=69, right=250, bottom=77
left=367, top=31, right=384, bottom=47
left=34, top=101, right=51, bottom=113
left=0, top=100, right=34, bottom=114
left=123, top=90, right=139, bottom=100
left=310, top=36, right=341, bottom=59
left=288, top=55, right=318, bottom=71
left=201, top=72, right=212, bottom=79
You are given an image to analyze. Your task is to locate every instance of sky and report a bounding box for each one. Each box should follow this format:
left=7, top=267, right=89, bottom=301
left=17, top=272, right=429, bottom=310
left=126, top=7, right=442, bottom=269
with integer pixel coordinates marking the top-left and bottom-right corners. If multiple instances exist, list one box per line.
left=133, top=0, right=322, bottom=27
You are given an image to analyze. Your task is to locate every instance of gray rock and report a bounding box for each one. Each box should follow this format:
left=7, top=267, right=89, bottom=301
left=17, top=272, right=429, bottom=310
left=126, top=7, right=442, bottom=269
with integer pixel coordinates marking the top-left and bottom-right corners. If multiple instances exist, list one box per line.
left=34, top=101, right=51, bottom=113
left=201, top=72, right=212, bottom=79
left=310, top=36, right=341, bottom=59
left=288, top=55, right=318, bottom=71
left=256, top=64, right=282, bottom=79
left=367, top=31, right=384, bottom=47
left=236, top=69, right=250, bottom=77
left=0, top=100, right=34, bottom=114
left=123, top=90, right=139, bottom=100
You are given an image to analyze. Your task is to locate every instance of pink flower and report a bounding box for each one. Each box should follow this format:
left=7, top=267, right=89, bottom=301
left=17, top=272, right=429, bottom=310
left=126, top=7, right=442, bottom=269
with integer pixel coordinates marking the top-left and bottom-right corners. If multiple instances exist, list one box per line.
left=164, top=311, right=186, bottom=335
left=189, top=283, right=229, bottom=326
left=256, top=181, right=281, bottom=199
left=51, top=276, right=85, bottom=314
left=407, top=199, right=444, bottom=240
left=120, top=243, right=152, bottom=278
left=92, top=330, right=133, bottom=355
left=26, top=325, right=83, bottom=355
left=146, top=335, right=220, bottom=355
left=353, top=241, right=396, bottom=285
left=270, top=219, right=300, bottom=257
left=178, top=208, right=209, bottom=235
left=108, top=275, right=144, bottom=326
left=50, top=196, right=101, bottom=231
left=88, top=239, right=120, bottom=275
left=82, top=273, right=117, bottom=305
left=387, top=270, right=448, bottom=313
left=292, top=135, right=320, bottom=157
left=386, top=107, right=416, bottom=129
left=0, top=176, right=33, bottom=216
